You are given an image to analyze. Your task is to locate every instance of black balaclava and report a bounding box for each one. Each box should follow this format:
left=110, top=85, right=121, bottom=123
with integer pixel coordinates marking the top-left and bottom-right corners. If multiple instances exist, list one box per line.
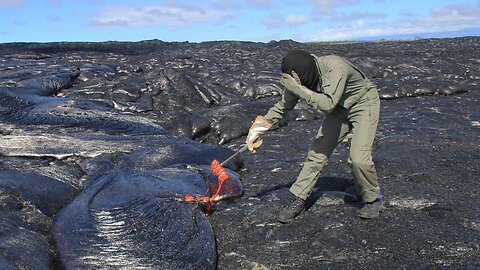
left=281, top=49, right=320, bottom=91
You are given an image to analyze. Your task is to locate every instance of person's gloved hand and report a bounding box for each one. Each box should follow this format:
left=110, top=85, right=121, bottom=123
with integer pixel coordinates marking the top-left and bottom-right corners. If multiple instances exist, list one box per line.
left=291, top=70, right=302, bottom=85
left=246, top=116, right=273, bottom=152
left=280, top=71, right=315, bottom=101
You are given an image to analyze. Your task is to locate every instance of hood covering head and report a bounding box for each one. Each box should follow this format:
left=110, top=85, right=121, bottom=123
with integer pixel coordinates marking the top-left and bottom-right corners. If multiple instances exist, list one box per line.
left=281, top=49, right=320, bottom=91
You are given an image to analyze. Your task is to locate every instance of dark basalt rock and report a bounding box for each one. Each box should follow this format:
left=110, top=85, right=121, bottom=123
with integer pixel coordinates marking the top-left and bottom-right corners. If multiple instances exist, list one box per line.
left=15, top=70, right=81, bottom=96
left=53, top=167, right=242, bottom=269
left=0, top=90, right=169, bottom=135
left=0, top=37, right=478, bottom=269
left=0, top=193, right=54, bottom=270
left=0, top=170, right=79, bottom=216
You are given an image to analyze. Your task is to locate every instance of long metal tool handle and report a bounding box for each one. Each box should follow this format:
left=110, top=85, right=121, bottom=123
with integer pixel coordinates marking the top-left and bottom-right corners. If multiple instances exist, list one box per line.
left=220, top=145, right=248, bottom=167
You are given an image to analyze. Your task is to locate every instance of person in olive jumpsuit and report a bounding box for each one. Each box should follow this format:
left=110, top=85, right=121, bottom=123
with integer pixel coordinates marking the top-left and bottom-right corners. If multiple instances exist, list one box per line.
left=246, top=49, right=383, bottom=223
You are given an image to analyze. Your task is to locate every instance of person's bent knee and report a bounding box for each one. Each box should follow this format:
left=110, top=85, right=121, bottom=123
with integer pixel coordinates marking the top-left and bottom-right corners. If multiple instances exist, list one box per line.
left=350, top=154, right=374, bottom=169
left=305, top=150, right=328, bottom=164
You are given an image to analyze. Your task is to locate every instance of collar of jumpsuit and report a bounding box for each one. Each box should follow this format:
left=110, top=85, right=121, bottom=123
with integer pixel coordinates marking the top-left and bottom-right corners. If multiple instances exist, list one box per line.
left=281, top=49, right=320, bottom=91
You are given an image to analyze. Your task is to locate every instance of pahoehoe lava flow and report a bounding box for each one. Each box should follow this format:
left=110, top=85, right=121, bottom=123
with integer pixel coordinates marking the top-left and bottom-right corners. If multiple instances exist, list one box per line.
left=0, top=37, right=479, bottom=269
left=53, top=167, right=242, bottom=269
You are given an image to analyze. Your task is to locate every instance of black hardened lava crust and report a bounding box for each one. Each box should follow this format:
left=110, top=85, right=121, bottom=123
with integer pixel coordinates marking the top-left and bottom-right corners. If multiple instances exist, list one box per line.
left=0, top=37, right=479, bottom=269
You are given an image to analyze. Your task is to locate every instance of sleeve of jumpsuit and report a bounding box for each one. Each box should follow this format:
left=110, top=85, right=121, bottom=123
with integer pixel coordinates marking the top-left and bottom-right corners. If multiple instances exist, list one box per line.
left=263, top=89, right=299, bottom=125
left=305, top=66, right=349, bottom=113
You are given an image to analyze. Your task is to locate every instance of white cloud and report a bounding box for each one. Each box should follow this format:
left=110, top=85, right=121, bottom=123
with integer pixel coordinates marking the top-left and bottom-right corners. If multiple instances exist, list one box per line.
left=310, top=0, right=353, bottom=4
left=309, top=0, right=359, bottom=14
left=247, top=0, right=273, bottom=8
left=286, top=15, right=308, bottom=25
left=0, top=0, right=22, bottom=8
left=91, top=4, right=232, bottom=28
left=263, top=13, right=308, bottom=28
left=198, top=0, right=240, bottom=9
left=262, top=13, right=283, bottom=28
left=48, top=0, right=61, bottom=7
left=421, top=3, right=480, bottom=29
left=301, top=2, right=480, bottom=41
left=329, top=11, right=386, bottom=24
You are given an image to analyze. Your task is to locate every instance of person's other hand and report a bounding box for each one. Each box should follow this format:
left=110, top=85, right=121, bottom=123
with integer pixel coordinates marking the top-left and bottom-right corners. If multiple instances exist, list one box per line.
left=280, top=72, right=300, bottom=91
left=280, top=72, right=313, bottom=101
left=291, top=71, right=302, bottom=85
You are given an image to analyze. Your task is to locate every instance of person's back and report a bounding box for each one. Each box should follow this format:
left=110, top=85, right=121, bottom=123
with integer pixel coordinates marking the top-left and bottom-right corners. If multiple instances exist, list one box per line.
left=313, top=54, right=376, bottom=111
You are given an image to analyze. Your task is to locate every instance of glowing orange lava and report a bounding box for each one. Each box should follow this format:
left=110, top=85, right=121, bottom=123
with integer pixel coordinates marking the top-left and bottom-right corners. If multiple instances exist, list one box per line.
left=209, top=159, right=229, bottom=201
left=182, top=194, right=210, bottom=202
left=181, top=159, right=230, bottom=205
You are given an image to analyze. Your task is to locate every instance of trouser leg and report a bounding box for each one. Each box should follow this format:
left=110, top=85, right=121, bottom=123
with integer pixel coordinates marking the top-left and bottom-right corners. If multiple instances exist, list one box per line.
left=348, top=91, right=381, bottom=203
left=290, top=109, right=350, bottom=200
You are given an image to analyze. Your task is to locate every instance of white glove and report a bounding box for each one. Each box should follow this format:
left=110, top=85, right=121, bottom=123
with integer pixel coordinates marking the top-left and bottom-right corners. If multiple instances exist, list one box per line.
left=246, top=116, right=273, bottom=152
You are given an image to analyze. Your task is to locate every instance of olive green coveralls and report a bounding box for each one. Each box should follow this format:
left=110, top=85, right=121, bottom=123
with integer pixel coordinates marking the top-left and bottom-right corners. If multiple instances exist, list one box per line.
left=264, top=55, right=381, bottom=203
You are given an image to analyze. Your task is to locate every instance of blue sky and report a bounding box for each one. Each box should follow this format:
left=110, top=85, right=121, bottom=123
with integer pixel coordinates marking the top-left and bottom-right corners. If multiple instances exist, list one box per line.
left=1, top=0, right=479, bottom=43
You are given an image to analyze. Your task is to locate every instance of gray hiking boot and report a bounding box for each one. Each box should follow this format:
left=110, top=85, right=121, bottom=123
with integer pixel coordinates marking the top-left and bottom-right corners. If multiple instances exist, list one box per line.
left=358, top=192, right=384, bottom=219
left=277, top=196, right=306, bottom=224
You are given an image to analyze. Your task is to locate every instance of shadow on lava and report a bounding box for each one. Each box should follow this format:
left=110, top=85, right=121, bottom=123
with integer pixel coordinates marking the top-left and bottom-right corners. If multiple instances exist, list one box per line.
left=251, top=176, right=360, bottom=211
left=252, top=182, right=295, bottom=198
left=306, top=176, right=359, bottom=210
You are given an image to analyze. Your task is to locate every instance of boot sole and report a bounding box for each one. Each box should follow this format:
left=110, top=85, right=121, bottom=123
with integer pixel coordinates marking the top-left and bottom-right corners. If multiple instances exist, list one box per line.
left=277, top=209, right=304, bottom=224
left=277, top=216, right=294, bottom=224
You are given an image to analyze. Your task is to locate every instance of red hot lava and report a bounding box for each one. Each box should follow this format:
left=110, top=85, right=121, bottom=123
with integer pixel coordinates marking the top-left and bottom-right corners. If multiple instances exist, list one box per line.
left=181, top=160, right=230, bottom=206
